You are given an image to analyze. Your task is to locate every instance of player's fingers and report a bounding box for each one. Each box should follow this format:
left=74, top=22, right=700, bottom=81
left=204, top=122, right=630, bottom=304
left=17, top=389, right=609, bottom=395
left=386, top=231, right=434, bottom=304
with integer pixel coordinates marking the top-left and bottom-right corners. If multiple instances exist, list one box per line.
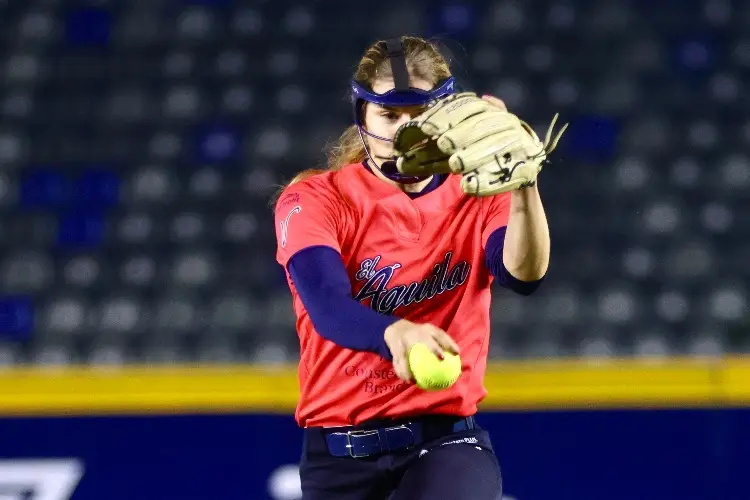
left=419, top=335, right=446, bottom=359
left=432, top=328, right=460, bottom=355
left=393, top=353, right=413, bottom=382
left=482, top=94, right=507, bottom=111
left=391, top=341, right=413, bottom=382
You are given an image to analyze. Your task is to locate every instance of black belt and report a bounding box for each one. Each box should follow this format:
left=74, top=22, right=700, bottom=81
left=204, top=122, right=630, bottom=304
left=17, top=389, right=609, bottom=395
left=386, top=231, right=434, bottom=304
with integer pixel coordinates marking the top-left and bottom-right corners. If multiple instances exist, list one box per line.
left=306, top=415, right=476, bottom=458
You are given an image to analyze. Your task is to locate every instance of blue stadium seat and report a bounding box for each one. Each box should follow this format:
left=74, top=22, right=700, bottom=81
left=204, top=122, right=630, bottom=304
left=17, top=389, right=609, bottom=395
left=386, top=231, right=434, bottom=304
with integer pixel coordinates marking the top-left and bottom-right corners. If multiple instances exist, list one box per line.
left=20, top=170, right=72, bottom=208
left=65, top=8, right=112, bottom=46
left=193, top=123, right=242, bottom=165
left=57, top=210, right=106, bottom=248
left=76, top=169, right=120, bottom=207
left=0, top=296, right=34, bottom=339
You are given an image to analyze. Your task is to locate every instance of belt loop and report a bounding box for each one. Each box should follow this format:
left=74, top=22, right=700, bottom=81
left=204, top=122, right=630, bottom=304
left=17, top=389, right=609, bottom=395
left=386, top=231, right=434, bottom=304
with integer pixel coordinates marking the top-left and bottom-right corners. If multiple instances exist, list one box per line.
left=377, top=429, right=390, bottom=453
left=408, top=420, right=422, bottom=444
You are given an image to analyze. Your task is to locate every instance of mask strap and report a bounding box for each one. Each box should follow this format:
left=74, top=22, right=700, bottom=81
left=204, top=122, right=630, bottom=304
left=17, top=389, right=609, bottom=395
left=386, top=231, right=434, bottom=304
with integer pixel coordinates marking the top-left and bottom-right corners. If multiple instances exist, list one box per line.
left=384, top=38, right=410, bottom=91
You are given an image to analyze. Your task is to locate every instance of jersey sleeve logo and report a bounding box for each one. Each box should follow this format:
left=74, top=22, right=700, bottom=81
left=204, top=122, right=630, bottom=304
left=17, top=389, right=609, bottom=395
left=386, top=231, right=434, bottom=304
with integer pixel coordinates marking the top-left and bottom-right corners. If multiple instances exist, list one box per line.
left=279, top=205, right=302, bottom=248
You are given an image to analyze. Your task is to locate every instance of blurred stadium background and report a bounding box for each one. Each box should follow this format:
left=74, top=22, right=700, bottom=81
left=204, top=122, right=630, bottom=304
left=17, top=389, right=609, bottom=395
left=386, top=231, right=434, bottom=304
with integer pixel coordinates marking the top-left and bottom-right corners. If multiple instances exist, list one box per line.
left=0, top=0, right=748, bottom=499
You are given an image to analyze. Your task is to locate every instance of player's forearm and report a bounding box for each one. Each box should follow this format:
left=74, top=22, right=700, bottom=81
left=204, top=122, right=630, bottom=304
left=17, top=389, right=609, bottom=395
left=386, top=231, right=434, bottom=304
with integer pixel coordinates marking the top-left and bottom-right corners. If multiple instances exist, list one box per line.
left=485, top=227, right=542, bottom=295
left=288, top=246, right=398, bottom=360
left=502, top=184, right=550, bottom=281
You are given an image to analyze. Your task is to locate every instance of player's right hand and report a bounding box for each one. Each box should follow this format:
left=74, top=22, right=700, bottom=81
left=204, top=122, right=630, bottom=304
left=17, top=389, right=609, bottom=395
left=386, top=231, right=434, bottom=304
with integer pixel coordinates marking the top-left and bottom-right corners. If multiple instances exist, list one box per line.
left=383, top=319, right=460, bottom=383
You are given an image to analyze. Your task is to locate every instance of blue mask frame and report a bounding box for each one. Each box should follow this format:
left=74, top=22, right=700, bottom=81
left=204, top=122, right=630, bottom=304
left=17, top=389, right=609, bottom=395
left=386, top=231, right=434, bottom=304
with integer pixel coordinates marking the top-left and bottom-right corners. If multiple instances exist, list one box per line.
left=351, top=76, right=456, bottom=118
left=350, top=38, right=458, bottom=184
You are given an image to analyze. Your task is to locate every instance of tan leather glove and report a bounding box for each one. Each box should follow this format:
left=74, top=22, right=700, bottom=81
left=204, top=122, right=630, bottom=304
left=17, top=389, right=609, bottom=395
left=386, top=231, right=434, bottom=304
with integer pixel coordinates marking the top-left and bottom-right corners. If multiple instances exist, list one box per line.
left=393, top=92, right=568, bottom=196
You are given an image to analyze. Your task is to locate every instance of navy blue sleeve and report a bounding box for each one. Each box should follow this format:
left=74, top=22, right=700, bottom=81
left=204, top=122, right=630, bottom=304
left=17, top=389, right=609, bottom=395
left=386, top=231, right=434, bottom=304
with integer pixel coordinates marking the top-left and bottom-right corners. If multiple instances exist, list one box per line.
left=287, top=245, right=397, bottom=360
left=485, top=226, right=544, bottom=296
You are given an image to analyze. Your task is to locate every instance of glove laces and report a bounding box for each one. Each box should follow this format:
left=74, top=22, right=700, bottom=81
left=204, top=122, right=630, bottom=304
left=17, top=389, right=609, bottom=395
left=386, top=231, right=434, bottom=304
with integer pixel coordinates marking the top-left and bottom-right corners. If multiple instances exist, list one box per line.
left=527, top=113, right=569, bottom=161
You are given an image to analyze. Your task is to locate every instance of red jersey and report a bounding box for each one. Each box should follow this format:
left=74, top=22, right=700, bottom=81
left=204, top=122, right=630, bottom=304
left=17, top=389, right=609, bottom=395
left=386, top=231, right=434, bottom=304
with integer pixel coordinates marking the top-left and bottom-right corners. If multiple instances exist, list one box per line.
left=274, top=163, right=510, bottom=428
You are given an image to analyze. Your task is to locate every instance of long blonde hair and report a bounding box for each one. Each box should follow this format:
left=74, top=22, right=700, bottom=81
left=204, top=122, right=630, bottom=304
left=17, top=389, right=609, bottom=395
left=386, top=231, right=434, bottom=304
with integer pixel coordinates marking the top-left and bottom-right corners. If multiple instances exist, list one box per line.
left=272, top=36, right=452, bottom=202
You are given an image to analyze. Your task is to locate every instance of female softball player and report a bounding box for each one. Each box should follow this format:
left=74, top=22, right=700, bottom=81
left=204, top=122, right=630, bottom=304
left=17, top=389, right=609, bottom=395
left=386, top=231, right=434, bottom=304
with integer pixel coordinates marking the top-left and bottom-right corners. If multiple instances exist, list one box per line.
left=273, top=36, right=562, bottom=500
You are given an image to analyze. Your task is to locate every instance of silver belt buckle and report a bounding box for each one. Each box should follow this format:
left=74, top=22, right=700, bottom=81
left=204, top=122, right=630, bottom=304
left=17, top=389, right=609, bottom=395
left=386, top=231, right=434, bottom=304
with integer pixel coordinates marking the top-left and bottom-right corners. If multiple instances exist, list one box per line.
left=345, top=429, right=379, bottom=458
